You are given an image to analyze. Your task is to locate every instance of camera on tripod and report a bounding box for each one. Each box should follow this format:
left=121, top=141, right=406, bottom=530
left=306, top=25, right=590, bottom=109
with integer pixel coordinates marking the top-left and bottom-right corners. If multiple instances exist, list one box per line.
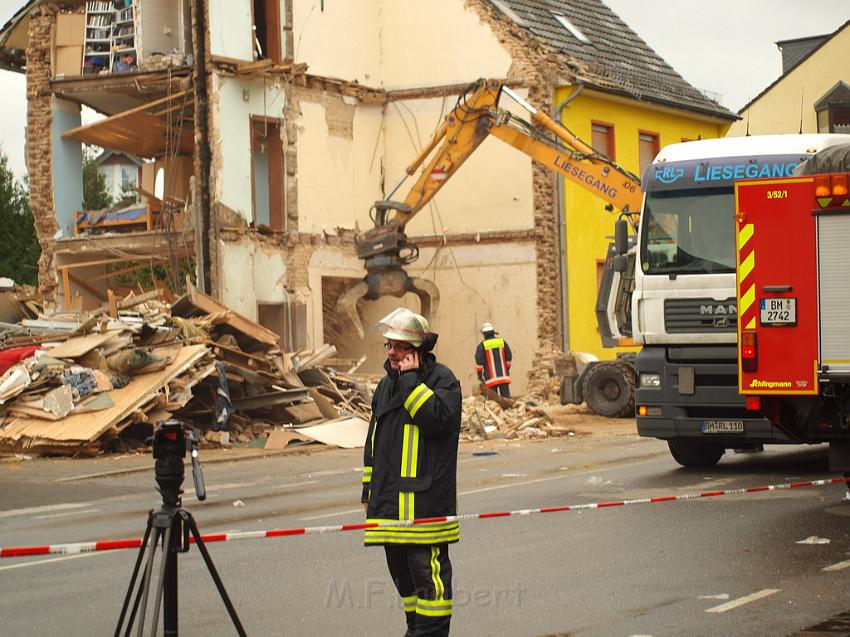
left=116, top=419, right=246, bottom=636
left=152, top=419, right=206, bottom=506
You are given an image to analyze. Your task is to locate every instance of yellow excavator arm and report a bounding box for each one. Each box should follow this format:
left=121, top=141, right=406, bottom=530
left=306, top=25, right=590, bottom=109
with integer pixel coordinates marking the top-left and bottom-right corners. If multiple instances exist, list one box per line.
left=338, top=78, right=641, bottom=336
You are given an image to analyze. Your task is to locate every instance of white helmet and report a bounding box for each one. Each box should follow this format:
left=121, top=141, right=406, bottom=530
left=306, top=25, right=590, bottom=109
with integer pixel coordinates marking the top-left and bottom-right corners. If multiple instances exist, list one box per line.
left=481, top=322, right=495, bottom=334
left=375, top=308, right=431, bottom=346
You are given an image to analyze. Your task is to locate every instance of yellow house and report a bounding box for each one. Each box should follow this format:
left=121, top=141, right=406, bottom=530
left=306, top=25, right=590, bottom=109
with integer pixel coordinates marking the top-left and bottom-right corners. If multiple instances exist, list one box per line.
left=729, top=20, right=850, bottom=136
left=560, top=90, right=732, bottom=356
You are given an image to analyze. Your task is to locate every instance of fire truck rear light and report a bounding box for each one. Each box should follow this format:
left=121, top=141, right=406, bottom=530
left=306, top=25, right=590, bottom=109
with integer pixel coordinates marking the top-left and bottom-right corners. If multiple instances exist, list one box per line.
left=814, top=175, right=831, bottom=197
left=741, top=331, right=757, bottom=372
left=745, top=396, right=760, bottom=411
left=832, top=174, right=849, bottom=196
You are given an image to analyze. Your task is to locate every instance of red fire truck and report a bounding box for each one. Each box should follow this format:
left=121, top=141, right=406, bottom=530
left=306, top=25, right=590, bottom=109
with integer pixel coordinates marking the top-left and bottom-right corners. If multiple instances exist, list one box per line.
left=735, top=145, right=850, bottom=470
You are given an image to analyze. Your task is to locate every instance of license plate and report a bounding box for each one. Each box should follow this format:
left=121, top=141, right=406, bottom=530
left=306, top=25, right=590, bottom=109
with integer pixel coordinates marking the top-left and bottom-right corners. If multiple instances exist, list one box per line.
left=760, top=297, right=796, bottom=326
left=701, top=419, right=744, bottom=434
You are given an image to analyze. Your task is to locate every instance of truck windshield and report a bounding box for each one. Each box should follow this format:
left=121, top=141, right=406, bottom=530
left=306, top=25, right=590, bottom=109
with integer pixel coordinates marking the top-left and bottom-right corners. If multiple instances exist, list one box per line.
left=640, top=187, right=736, bottom=275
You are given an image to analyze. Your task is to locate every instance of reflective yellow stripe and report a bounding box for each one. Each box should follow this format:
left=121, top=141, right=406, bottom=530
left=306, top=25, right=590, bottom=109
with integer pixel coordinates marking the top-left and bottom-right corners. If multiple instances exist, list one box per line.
left=739, top=249, right=754, bottom=282
left=364, top=524, right=461, bottom=545
left=738, top=223, right=754, bottom=250
left=740, top=282, right=755, bottom=314
left=431, top=546, right=444, bottom=600
left=400, top=424, right=419, bottom=478
left=409, top=389, right=434, bottom=417
left=404, top=384, right=430, bottom=411
left=416, top=597, right=453, bottom=617
left=398, top=491, right=414, bottom=521
left=362, top=466, right=372, bottom=484
left=483, top=337, right=504, bottom=350
left=402, top=595, right=417, bottom=612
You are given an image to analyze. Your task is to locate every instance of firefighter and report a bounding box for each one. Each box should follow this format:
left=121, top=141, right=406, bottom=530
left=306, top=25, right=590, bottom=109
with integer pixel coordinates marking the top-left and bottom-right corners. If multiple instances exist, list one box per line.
left=475, top=322, right=513, bottom=398
left=361, top=307, right=462, bottom=637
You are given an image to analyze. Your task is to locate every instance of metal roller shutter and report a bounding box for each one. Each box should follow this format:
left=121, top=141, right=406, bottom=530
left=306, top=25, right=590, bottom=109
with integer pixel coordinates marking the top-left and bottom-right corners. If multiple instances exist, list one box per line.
left=818, top=213, right=850, bottom=372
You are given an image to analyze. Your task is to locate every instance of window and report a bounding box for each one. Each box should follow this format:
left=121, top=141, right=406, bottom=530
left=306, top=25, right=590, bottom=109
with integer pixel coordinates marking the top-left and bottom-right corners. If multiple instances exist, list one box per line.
left=253, top=0, right=282, bottom=62
left=552, top=13, right=590, bottom=43
left=252, top=118, right=284, bottom=229
left=638, top=131, right=660, bottom=176
left=120, top=166, right=134, bottom=191
left=815, top=81, right=850, bottom=134
left=591, top=121, right=615, bottom=160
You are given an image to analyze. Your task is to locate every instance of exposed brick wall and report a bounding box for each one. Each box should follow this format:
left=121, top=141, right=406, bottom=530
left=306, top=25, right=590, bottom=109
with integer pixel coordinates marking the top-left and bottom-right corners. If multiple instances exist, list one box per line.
left=465, top=0, right=571, bottom=346
left=26, top=9, right=59, bottom=302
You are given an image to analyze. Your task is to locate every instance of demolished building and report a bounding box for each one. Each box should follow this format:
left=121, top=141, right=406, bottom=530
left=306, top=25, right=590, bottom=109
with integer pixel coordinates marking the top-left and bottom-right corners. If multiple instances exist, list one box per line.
left=0, top=0, right=736, bottom=396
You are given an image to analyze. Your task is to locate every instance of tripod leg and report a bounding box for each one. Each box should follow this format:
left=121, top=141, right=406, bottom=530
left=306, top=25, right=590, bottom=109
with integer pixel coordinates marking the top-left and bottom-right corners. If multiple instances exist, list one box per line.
left=133, top=524, right=166, bottom=637
left=148, top=524, right=173, bottom=637
left=185, top=513, right=247, bottom=636
left=115, top=513, right=155, bottom=637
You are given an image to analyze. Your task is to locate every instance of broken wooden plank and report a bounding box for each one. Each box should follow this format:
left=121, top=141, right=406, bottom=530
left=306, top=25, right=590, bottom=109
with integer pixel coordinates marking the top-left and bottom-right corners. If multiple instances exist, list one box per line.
left=308, top=387, right=341, bottom=420
left=44, top=330, right=123, bottom=359
left=292, top=343, right=337, bottom=372
left=212, top=342, right=273, bottom=372
left=280, top=401, right=324, bottom=424
left=181, top=281, right=279, bottom=346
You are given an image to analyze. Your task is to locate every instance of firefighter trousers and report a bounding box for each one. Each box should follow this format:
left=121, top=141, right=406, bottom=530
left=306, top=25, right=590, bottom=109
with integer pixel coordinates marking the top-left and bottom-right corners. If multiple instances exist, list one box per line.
left=384, top=543, right=453, bottom=636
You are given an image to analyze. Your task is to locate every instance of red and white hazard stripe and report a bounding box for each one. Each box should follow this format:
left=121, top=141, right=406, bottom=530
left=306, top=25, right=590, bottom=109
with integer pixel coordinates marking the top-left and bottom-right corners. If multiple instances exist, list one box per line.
left=2, top=476, right=848, bottom=559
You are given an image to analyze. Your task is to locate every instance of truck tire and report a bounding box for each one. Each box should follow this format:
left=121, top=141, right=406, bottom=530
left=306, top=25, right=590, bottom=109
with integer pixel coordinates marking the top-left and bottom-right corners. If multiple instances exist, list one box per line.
left=583, top=360, right=635, bottom=418
left=667, top=439, right=724, bottom=468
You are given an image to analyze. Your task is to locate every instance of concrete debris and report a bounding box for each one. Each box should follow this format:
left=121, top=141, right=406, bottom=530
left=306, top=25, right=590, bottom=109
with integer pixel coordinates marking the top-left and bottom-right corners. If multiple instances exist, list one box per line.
left=461, top=393, right=562, bottom=442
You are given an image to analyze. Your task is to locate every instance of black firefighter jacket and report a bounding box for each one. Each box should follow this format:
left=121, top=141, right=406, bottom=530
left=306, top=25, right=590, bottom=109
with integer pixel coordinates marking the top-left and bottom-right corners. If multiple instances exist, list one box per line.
left=361, top=353, right=462, bottom=546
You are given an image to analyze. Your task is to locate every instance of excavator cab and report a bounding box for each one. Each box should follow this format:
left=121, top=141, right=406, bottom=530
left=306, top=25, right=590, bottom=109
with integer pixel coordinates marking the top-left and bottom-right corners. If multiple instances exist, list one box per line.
left=336, top=201, right=440, bottom=338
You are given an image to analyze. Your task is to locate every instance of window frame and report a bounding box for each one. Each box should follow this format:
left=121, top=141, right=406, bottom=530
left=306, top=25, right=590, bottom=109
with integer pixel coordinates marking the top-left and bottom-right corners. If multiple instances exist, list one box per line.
left=591, top=120, right=616, bottom=161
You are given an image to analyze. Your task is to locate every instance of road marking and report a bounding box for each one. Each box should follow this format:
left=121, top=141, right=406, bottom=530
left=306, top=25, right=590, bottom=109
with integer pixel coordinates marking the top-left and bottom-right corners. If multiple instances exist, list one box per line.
left=34, top=509, right=100, bottom=520
left=705, top=589, right=781, bottom=613
left=822, top=559, right=850, bottom=572
left=0, top=551, right=110, bottom=572
left=0, top=502, right=93, bottom=520
left=301, top=459, right=654, bottom=521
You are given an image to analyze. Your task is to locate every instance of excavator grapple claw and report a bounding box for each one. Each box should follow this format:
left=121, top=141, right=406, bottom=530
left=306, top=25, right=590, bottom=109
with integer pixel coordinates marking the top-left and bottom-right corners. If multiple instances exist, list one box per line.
left=336, top=266, right=440, bottom=339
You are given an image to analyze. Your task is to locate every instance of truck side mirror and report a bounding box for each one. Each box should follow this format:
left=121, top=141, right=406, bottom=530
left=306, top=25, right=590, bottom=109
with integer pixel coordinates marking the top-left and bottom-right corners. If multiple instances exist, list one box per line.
left=614, top=219, right=629, bottom=255
left=612, top=255, right=628, bottom=272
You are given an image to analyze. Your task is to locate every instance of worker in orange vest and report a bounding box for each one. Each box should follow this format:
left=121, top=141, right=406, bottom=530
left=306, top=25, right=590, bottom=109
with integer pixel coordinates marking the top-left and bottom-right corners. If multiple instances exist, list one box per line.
left=475, top=323, right=512, bottom=398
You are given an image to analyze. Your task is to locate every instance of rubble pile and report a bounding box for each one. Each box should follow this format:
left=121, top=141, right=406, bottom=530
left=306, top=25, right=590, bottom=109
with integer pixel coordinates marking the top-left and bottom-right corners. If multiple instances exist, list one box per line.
left=524, top=339, right=577, bottom=401
left=460, top=392, right=577, bottom=441
left=0, top=284, right=377, bottom=457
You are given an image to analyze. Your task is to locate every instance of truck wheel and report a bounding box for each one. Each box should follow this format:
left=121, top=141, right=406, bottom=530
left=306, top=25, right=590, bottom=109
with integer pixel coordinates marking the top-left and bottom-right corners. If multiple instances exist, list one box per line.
left=583, top=361, right=635, bottom=418
left=667, top=439, right=724, bottom=468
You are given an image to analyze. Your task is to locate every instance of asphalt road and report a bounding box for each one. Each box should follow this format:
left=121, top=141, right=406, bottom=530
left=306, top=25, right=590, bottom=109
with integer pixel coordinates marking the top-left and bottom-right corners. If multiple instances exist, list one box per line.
left=2, top=431, right=850, bottom=636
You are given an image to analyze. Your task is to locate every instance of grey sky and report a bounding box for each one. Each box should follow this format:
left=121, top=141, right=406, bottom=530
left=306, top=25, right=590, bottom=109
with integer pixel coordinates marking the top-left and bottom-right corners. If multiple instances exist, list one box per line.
left=1, top=0, right=849, bottom=181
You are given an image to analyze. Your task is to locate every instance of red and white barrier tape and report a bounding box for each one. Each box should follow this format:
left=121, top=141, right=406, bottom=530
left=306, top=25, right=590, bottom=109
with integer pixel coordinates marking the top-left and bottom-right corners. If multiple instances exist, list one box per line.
left=3, top=475, right=848, bottom=559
